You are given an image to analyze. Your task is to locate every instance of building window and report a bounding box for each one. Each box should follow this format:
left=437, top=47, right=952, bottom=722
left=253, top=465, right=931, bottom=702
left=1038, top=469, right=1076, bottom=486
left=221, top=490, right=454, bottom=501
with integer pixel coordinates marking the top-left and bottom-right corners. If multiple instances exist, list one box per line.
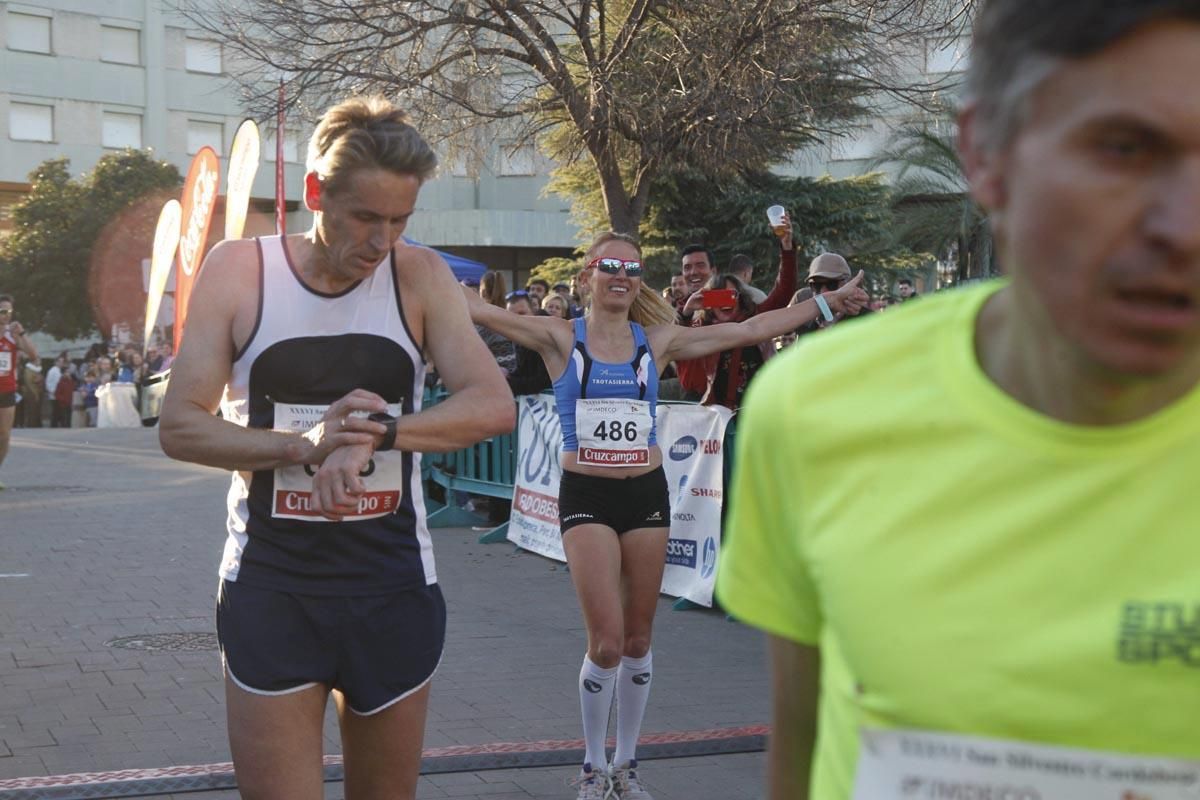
left=187, top=119, right=223, bottom=155
left=7, top=11, right=52, bottom=54
left=100, top=25, right=140, bottom=65
left=497, top=141, right=535, bottom=176
left=103, top=112, right=142, bottom=148
left=925, top=36, right=969, bottom=75
left=185, top=37, right=222, bottom=74
left=265, top=129, right=301, bottom=163
left=9, top=102, right=53, bottom=142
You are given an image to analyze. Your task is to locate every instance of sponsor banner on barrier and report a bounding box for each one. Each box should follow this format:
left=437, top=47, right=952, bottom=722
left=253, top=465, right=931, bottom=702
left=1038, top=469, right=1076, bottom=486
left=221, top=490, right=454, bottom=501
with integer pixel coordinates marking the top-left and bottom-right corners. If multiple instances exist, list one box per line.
left=657, top=403, right=730, bottom=607
left=507, top=396, right=729, bottom=606
left=508, top=394, right=566, bottom=561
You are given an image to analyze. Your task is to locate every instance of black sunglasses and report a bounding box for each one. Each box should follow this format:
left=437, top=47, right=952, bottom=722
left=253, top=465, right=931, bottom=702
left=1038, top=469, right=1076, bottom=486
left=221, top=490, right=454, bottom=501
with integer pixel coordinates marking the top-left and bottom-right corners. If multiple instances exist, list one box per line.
left=588, top=257, right=643, bottom=278
left=807, top=278, right=844, bottom=292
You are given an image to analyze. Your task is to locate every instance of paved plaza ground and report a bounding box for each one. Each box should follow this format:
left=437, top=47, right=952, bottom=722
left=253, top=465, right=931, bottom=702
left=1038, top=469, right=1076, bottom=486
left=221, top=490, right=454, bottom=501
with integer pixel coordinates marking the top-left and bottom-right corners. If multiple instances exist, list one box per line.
left=0, top=428, right=772, bottom=799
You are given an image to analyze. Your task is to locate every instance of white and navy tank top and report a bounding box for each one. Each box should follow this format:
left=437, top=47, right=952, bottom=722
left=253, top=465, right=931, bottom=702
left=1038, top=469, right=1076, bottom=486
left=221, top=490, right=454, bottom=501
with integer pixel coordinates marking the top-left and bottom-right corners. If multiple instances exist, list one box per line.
left=219, top=235, right=435, bottom=594
left=553, top=317, right=659, bottom=453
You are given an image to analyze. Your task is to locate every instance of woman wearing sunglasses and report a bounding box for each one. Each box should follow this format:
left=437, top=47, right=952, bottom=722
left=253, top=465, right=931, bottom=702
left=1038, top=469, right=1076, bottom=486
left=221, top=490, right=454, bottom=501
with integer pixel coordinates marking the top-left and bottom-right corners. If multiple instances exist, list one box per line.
left=465, top=231, right=866, bottom=800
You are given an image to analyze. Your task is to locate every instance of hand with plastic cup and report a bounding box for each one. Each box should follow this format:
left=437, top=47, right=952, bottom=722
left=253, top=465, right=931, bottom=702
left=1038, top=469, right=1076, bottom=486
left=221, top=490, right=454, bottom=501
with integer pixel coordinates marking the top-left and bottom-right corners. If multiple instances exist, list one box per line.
left=766, top=205, right=793, bottom=250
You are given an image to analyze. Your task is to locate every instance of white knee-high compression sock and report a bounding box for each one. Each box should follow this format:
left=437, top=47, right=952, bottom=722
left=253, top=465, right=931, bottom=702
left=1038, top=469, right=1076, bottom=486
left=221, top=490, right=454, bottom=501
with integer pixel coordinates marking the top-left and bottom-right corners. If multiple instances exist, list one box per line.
left=579, top=656, right=617, bottom=769
left=613, top=650, right=653, bottom=766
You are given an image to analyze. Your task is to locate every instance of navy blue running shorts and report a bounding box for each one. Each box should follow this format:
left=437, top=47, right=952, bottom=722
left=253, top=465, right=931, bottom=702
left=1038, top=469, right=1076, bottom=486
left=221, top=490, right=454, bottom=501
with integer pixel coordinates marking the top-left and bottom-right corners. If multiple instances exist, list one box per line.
left=216, top=579, right=446, bottom=715
left=558, top=466, right=670, bottom=535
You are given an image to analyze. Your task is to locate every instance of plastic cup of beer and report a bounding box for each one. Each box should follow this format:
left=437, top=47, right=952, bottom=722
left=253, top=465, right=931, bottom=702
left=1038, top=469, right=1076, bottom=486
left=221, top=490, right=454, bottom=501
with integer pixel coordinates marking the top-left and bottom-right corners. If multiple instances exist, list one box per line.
left=766, top=204, right=787, bottom=236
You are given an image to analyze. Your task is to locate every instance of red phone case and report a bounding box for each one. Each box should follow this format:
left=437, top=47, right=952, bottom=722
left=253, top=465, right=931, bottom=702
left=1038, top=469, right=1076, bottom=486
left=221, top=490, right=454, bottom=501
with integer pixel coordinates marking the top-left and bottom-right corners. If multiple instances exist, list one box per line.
left=701, top=288, right=738, bottom=309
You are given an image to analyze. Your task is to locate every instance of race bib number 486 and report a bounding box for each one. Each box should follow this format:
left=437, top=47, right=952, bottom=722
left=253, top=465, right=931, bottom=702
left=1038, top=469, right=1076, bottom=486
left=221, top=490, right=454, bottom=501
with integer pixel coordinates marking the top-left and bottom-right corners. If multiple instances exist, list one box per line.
left=575, top=399, right=652, bottom=467
left=271, top=402, right=405, bottom=521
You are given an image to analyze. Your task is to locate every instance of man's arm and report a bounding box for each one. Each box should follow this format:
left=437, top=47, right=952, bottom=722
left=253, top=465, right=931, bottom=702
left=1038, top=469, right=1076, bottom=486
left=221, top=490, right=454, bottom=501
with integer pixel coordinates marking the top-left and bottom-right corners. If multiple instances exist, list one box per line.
left=158, top=240, right=380, bottom=471
left=767, top=637, right=821, bottom=800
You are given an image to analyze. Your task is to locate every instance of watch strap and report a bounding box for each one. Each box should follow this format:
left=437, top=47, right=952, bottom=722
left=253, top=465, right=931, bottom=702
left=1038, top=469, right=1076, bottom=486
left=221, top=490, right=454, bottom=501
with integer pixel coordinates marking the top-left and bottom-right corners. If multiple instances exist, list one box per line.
left=369, top=412, right=398, bottom=451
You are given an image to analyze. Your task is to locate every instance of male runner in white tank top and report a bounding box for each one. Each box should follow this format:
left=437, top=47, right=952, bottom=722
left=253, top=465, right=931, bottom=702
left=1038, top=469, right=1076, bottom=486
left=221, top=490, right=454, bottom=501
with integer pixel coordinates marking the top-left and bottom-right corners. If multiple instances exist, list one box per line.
left=159, top=96, right=514, bottom=800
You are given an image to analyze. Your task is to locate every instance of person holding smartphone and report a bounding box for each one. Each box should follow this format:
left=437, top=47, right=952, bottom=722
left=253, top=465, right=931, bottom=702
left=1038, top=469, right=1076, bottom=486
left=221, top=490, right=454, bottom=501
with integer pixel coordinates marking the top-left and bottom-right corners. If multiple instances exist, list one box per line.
left=464, top=231, right=866, bottom=800
left=671, top=215, right=804, bottom=409
left=0, top=294, right=39, bottom=489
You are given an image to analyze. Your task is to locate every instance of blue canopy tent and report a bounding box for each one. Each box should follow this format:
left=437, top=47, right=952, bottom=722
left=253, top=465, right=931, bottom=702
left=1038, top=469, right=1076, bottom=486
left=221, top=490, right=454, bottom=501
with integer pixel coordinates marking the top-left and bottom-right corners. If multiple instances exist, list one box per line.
left=404, top=237, right=488, bottom=284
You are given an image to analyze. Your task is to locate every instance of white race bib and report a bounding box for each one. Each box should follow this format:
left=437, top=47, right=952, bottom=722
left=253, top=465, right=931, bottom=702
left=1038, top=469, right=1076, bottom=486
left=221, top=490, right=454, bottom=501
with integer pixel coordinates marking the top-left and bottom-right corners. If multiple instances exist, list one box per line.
left=0, top=351, right=10, bottom=377
left=853, top=728, right=1200, bottom=800
left=575, top=398, right=652, bottom=468
left=271, top=401, right=405, bottom=521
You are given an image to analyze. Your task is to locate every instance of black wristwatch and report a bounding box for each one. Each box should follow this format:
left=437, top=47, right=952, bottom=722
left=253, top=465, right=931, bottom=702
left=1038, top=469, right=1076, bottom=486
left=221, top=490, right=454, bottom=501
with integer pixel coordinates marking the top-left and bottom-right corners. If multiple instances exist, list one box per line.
left=368, top=412, right=398, bottom=451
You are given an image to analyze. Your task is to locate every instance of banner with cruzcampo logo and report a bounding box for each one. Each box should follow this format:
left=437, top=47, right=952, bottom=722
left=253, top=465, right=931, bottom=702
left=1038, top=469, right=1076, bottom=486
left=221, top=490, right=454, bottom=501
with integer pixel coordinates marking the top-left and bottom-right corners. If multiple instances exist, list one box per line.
left=507, top=395, right=730, bottom=607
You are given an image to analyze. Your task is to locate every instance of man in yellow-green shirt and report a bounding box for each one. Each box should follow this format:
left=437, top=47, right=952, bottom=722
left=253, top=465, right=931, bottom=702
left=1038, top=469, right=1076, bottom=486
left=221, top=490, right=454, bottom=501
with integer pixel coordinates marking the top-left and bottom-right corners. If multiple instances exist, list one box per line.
left=716, top=2, right=1200, bottom=799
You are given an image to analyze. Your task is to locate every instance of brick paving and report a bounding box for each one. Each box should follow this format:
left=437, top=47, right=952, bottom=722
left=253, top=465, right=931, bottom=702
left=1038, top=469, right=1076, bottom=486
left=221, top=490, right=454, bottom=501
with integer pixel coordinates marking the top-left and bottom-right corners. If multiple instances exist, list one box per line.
left=0, top=428, right=771, bottom=799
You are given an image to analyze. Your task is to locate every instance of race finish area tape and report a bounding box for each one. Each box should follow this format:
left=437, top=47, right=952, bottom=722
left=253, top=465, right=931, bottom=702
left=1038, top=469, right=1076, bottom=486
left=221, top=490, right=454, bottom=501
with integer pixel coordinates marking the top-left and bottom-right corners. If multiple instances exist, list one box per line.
left=0, top=725, right=768, bottom=799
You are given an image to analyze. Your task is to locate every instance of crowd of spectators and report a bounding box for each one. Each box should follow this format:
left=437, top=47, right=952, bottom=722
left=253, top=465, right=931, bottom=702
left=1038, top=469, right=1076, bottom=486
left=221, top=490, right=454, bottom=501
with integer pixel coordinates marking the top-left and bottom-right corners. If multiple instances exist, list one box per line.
left=10, top=338, right=172, bottom=429
left=475, top=234, right=923, bottom=413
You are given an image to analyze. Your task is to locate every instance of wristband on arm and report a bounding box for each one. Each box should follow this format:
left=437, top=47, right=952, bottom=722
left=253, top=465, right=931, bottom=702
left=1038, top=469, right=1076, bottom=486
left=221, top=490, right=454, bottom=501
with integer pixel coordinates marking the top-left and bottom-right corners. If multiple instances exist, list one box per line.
left=813, top=294, right=835, bottom=322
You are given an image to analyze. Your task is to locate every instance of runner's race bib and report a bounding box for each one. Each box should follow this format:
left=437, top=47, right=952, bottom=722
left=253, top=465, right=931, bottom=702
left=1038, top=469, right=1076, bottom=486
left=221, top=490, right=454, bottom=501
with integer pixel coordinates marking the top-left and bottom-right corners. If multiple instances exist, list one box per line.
left=853, top=728, right=1200, bottom=800
left=272, top=401, right=405, bottom=521
left=0, top=351, right=10, bottom=377
left=575, top=398, right=652, bottom=467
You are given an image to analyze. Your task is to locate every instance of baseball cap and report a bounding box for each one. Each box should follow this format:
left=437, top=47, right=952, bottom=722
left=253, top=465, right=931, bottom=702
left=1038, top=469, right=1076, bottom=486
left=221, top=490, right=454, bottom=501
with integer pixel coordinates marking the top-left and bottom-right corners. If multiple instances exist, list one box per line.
left=807, top=253, right=851, bottom=281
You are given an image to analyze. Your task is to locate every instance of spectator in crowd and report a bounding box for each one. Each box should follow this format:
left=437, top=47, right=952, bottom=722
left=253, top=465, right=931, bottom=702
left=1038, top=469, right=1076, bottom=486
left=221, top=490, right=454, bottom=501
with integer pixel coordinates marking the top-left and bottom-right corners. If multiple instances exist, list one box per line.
left=526, top=278, right=550, bottom=307
left=668, top=274, right=688, bottom=313
left=728, top=254, right=768, bottom=304
left=477, top=270, right=517, bottom=375
left=95, top=355, right=114, bottom=385
left=117, top=349, right=146, bottom=383
left=51, top=355, right=75, bottom=428
left=504, top=290, right=551, bottom=396
left=675, top=213, right=799, bottom=402
left=677, top=245, right=715, bottom=323
left=896, top=277, right=918, bottom=302
left=158, top=342, right=175, bottom=372
left=543, top=294, right=571, bottom=320
left=790, top=253, right=874, bottom=338
left=80, top=368, right=99, bottom=428
left=44, top=353, right=65, bottom=425
left=718, top=4, right=1200, bottom=799
left=0, top=294, right=38, bottom=485
left=465, top=230, right=865, bottom=800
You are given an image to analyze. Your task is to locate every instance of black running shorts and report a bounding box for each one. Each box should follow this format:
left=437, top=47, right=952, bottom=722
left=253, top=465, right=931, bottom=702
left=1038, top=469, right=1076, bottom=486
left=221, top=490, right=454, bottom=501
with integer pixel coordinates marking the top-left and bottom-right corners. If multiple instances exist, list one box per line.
left=216, top=579, right=446, bottom=715
left=559, top=466, right=670, bottom=535
left=0, top=392, right=15, bottom=409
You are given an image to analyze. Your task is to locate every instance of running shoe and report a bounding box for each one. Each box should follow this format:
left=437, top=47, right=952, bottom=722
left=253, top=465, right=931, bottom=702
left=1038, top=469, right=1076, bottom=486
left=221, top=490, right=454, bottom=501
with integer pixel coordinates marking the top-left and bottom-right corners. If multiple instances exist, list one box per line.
left=610, top=760, right=653, bottom=800
left=571, top=763, right=612, bottom=800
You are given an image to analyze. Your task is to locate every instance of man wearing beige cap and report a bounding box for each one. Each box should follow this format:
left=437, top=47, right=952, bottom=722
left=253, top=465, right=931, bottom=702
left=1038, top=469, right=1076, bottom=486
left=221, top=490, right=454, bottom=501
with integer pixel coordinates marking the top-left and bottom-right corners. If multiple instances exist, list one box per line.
left=790, top=253, right=872, bottom=335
